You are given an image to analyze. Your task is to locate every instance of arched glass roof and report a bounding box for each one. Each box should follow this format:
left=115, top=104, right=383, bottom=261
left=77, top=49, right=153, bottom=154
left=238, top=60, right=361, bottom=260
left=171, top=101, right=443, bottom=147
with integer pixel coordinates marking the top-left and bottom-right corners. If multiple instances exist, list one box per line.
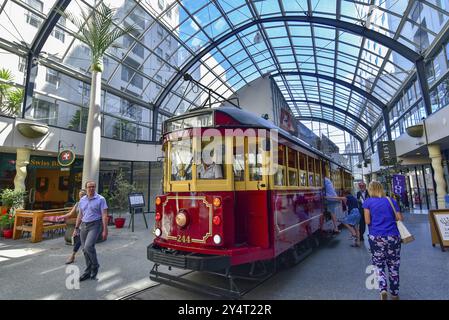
left=1, top=0, right=449, bottom=149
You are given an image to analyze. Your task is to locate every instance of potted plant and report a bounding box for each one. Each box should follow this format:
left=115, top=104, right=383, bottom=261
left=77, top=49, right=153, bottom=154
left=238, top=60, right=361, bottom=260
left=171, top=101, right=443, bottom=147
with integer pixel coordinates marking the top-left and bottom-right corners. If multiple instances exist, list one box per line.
left=107, top=171, right=136, bottom=228
left=0, top=189, right=26, bottom=238
left=0, top=213, right=14, bottom=238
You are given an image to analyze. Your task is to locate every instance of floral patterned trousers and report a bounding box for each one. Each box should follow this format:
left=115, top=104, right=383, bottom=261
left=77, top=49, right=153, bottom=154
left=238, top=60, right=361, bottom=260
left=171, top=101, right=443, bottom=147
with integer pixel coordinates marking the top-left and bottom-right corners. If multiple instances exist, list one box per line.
left=368, top=235, right=401, bottom=296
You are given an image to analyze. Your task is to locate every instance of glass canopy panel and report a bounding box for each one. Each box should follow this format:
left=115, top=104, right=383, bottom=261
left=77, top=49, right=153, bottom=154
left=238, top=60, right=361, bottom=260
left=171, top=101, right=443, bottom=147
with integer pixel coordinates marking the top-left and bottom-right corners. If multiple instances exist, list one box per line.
left=0, top=0, right=56, bottom=46
left=14, top=0, right=449, bottom=146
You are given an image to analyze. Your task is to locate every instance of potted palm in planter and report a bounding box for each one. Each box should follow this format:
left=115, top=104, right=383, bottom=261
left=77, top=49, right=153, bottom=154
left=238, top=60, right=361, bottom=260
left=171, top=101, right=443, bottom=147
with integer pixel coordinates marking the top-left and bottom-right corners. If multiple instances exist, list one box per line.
left=107, top=171, right=136, bottom=229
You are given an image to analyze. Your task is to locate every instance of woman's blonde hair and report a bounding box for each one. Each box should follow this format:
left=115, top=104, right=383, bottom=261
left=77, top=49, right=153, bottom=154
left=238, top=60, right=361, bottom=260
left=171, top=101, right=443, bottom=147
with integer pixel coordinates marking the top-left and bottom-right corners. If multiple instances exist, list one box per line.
left=368, top=181, right=385, bottom=198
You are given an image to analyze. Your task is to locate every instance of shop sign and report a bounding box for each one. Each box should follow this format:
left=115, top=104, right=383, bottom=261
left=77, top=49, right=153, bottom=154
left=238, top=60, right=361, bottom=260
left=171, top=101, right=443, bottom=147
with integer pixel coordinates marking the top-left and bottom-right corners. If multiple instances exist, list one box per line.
left=378, top=141, right=396, bottom=166
left=392, top=174, right=407, bottom=204
left=58, top=150, right=75, bottom=167
left=29, top=157, right=60, bottom=169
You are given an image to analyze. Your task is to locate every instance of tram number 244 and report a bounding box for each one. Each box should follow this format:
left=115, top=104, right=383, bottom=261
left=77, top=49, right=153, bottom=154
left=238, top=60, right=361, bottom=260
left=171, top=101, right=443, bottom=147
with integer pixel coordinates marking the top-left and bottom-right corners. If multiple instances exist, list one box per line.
left=176, top=235, right=191, bottom=243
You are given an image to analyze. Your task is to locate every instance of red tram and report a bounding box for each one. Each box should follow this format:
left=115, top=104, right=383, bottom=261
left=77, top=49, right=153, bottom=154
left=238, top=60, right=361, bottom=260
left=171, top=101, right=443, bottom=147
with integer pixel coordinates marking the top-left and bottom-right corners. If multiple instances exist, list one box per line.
left=147, top=106, right=353, bottom=297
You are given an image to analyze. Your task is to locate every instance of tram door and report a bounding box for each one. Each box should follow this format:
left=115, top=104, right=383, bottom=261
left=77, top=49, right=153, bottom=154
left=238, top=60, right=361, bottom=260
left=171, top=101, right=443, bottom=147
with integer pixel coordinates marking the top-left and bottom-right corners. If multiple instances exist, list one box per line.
left=233, top=136, right=269, bottom=248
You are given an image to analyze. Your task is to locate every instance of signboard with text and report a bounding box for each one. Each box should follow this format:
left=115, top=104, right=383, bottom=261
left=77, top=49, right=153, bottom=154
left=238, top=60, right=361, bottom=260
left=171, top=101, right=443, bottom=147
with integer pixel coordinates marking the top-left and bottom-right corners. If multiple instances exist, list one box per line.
left=429, top=209, right=449, bottom=251
left=378, top=141, right=397, bottom=166
left=392, top=174, right=407, bottom=204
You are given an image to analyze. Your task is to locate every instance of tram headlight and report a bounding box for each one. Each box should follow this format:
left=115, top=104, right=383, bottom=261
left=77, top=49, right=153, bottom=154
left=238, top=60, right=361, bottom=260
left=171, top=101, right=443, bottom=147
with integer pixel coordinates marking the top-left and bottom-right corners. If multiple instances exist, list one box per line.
left=213, top=197, right=221, bottom=207
left=154, top=228, right=162, bottom=237
left=213, top=234, right=222, bottom=245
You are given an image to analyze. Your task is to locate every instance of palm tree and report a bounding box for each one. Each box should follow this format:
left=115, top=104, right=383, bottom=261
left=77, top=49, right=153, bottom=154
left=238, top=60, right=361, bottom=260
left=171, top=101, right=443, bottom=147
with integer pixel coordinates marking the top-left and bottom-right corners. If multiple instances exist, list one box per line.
left=0, top=68, right=23, bottom=116
left=60, top=3, right=137, bottom=187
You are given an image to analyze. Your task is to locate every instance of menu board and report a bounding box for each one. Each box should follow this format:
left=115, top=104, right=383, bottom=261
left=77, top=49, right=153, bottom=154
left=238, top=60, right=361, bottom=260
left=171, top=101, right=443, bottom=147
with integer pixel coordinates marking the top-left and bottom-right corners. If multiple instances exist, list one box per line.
left=128, top=193, right=145, bottom=208
left=429, top=209, right=449, bottom=251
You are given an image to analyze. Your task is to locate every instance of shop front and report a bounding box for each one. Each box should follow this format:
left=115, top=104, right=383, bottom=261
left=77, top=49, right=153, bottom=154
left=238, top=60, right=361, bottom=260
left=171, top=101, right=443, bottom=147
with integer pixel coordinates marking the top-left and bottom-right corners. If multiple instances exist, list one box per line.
left=26, top=156, right=83, bottom=209
left=0, top=151, right=163, bottom=212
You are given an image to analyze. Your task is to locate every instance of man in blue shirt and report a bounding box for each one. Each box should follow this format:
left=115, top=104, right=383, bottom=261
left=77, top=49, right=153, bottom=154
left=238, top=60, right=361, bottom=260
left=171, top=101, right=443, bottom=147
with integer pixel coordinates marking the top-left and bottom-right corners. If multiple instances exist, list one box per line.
left=74, top=180, right=108, bottom=281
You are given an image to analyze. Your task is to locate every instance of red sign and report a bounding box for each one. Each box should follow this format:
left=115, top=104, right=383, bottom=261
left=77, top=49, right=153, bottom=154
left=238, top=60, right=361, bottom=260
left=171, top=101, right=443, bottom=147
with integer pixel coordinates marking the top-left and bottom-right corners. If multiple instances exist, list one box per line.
left=57, top=150, right=75, bottom=167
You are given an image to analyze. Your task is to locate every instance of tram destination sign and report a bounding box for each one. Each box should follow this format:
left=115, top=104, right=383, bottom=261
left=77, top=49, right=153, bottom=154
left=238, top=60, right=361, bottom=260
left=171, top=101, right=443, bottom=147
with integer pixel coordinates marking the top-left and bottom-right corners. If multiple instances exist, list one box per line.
left=378, top=141, right=397, bottom=166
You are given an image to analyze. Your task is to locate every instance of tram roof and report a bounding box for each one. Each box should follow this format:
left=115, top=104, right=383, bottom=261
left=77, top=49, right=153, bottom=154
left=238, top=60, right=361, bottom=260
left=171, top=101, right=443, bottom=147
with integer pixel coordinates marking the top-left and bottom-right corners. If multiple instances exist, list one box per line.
left=165, top=105, right=353, bottom=171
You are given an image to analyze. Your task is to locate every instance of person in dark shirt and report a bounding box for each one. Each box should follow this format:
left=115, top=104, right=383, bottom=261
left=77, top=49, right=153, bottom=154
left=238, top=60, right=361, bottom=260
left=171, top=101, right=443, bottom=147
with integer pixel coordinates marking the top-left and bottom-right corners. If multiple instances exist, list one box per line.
left=338, top=191, right=361, bottom=247
left=357, top=182, right=369, bottom=242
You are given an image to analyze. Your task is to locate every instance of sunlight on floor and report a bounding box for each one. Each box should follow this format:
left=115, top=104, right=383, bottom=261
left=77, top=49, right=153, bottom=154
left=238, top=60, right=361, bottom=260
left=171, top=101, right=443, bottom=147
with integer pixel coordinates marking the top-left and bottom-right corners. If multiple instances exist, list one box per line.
left=0, top=247, right=45, bottom=259
left=96, top=278, right=123, bottom=292
left=40, top=293, right=62, bottom=300
left=96, top=268, right=121, bottom=282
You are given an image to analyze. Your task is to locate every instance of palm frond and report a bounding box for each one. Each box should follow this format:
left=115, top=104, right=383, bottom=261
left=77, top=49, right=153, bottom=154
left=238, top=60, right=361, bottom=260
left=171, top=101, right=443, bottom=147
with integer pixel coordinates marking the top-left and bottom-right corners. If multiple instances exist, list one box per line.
left=59, top=3, right=139, bottom=69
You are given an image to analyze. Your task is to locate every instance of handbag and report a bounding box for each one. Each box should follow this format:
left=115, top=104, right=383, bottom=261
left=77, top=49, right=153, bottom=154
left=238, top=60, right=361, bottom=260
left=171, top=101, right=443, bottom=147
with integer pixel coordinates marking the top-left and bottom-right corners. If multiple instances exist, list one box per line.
left=386, top=197, right=415, bottom=244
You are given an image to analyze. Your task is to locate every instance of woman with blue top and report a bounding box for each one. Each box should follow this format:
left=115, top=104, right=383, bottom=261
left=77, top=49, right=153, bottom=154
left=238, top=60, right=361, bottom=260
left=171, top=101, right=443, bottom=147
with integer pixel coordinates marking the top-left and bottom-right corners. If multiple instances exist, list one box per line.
left=363, top=181, right=403, bottom=300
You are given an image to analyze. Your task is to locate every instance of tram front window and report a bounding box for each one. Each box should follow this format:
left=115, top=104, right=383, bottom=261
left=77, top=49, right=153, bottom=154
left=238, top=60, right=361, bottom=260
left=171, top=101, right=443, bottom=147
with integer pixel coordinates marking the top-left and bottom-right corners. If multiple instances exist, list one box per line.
left=170, top=139, right=193, bottom=181
left=198, top=138, right=225, bottom=180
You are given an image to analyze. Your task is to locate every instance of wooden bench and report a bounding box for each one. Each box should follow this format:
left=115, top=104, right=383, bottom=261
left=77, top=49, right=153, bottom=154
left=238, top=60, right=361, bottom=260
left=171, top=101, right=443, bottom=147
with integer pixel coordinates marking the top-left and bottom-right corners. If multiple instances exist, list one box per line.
left=13, top=207, right=73, bottom=243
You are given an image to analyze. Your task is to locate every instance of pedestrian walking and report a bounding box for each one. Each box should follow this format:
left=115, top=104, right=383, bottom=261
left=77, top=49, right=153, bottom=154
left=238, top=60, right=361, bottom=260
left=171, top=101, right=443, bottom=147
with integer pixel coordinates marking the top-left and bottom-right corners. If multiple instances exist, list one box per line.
left=356, top=182, right=369, bottom=242
left=58, top=189, right=87, bottom=264
left=74, top=181, right=109, bottom=281
left=363, top=181, right=403, bottom=300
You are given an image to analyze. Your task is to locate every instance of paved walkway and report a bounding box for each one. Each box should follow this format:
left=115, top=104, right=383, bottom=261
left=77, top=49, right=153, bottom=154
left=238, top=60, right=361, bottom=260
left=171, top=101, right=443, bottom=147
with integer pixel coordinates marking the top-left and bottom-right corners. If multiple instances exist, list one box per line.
left=1, top=211, right=448, bottom=300
left=0, top=213, right=157, bottom=300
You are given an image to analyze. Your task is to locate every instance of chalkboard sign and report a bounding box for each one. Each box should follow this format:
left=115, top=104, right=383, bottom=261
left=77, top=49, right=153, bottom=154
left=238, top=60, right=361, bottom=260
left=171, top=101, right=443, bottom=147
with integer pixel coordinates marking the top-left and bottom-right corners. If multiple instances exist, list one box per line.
left=128, top=192, right=145, bottom=208
left=429, top=209, right=449, bottom=252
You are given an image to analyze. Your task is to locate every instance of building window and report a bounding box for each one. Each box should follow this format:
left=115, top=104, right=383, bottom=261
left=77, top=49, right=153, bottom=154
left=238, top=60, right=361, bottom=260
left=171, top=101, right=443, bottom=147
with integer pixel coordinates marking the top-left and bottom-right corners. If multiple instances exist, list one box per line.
left=158, top=0, right=165, bottom=10
left=46, top=69, right=60, bottom=87
left=51, top=26, right=65, bottom=42
left=166, top=6, right=172, bottom=18
left=25, top=0, right=43, bottom=28
left=18, top=57, right=26, bottom=72
left=157, top=25, right=163, bottom=39
left=32, top=98, right=58, bottom=126
left=121, top=57, right=143, bottom=89
left=156, top=48, right=163, bottom=63
left=155, top=75, right=162, bottom=90
left=51, top=17, right=65, bottom=42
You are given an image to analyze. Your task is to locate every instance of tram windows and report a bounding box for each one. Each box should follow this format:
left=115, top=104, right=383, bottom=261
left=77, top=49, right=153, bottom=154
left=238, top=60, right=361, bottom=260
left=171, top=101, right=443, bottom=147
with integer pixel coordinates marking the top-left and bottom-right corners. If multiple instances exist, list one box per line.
left=198, top=138, right=225, bottom=180
left=248, top=141, right=263, bottom=181
left=233, top=137, right=245, bottom=181
left=275, top=144, right=286, bottom=186
left=298, top=153, right=307, bottom=186
left=197, top=160, right=224, bottom=179
left=170, top=139, right=193, bottom=181
left=287, top=148, right=298, bottom=186
left=308, top=156, right=315, bottom=186
left=314, top=159, right=322, bottom=187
